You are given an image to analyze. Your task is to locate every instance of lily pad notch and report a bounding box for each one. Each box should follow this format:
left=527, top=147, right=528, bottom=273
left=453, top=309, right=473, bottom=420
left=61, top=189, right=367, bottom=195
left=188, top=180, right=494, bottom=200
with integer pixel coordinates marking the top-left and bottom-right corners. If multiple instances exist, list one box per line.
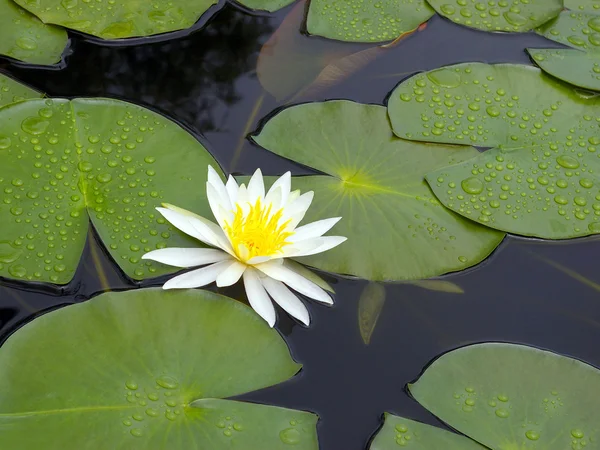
left=0, top=288, right=320, bottom=449
left=0, top=97, right=223, bottom=284
left=370, top=342, right=600, bottom=449
left=251, top=99, right=504, bottom=282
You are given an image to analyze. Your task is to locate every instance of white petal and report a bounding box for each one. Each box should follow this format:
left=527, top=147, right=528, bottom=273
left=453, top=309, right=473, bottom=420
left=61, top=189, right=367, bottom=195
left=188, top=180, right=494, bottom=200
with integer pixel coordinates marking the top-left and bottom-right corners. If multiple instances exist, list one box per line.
left=284, top=191, right=314, bottom=228
left=142, top=247, right=230, bottom=268
left=256, top=261, right=332, bottom=304
left=243, top=269, right=276, bottom=327
left=246, top=255, right=273, bottom=265
left=264, top=185, right=282, bottom=213
left=286, top=189, right=301, bottom=205
left=247, top=168, right=265, bottom=203
left=266, top=172, right=291, bottom=208
left=163, top=260, right=230, bottom=289
left=261, top=277, right=310, bottom=326
left=292, top=217, right=342, bottom=242
left=207, top=182, right=229, bottom=228
left=156, top=207, right=209, bottom=242
left=216, top=260, right=247, bottom=287
left=226, top=175, right=239, bottom=204
left=186, top=215, right=236, bottom=256
left=284, top=236, right=347, bottom=258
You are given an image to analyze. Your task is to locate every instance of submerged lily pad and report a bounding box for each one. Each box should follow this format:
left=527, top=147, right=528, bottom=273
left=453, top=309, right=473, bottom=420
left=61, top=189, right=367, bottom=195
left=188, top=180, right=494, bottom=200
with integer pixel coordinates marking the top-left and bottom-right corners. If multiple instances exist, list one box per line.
left=528, top=48, right=600, bottom=91
left=14, top=0, right=217, bottom=40
left=566, top=0, right=600, bottom=14
left=306, top=0, right=434, bottom=43
left=410, top=343, right=600, bottom=449
left=252, top=100, right=504, bottom=281
left=537, top=10, right=600, bottom=51
left=0, top=0, right=67, bottom=65
left=0, top=73, right=42, bottom=108
left=0, top=97, right=220, bottom=284
left=429, top=0, right=562, bottom=32
left=370, top=414, right=485, bottom=449
left=388, top=63, right=600, bottom=238
left=234, top=0, right=296, bottom=12
left=0, top=288, right=319, bottom=449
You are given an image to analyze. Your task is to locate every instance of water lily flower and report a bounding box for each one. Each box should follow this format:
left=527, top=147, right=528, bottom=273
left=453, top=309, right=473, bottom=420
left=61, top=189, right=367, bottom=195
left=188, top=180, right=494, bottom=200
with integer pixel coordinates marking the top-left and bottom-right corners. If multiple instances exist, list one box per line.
left=142, top=166, right=346, bottom=327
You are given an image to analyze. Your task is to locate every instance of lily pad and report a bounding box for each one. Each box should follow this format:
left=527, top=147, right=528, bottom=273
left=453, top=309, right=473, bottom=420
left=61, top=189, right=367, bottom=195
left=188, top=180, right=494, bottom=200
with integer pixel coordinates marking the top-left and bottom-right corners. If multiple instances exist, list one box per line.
left=0, top=73, right=42, bottom=108
left=409, top=343, right=600, bottom=449
left=13, top=0, right=217, bottom=40
left=235, top=0, right=296, bottom=12
left=0, top=97, right=221, bottom=284
left=252, top=100, right=504, bottom=281
left=369, top=413, right=485, bottom=449
left=0, top=0, right=67, bottom=65
left=306, top=0, right=434, bottom=43
left=528, top=48, right=600, bottom=91
left=566, top=0, right=600, bottom=14
left=429, top=0, right=562, bottom=32
left=388, top=63, right=600, bottom=238
left=536, top=10, right=600, bottom=51
left=0, top=288, right=319, bottom=449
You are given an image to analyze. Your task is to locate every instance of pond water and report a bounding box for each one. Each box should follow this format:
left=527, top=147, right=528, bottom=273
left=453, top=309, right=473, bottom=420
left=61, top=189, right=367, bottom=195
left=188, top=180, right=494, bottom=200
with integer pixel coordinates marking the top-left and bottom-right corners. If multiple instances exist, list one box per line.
left=1, top=3, right=600, bottom=449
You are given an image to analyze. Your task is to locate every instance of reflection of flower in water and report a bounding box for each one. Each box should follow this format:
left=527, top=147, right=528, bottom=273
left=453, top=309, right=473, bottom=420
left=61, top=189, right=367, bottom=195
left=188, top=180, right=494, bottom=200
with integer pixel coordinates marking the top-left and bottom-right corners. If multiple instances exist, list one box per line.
left=143, top=166, right=346, bottom=327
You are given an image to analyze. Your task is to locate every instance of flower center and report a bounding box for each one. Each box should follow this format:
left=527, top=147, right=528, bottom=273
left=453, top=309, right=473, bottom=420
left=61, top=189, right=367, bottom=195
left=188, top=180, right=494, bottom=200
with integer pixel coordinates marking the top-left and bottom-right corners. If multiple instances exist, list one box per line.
left=224, top=198, right=293, bottom=262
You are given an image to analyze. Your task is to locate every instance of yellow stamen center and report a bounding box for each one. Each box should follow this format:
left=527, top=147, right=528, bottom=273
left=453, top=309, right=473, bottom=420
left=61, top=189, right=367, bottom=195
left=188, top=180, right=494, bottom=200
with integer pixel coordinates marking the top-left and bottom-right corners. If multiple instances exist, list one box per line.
left=224, top=198, right=293, bottom=262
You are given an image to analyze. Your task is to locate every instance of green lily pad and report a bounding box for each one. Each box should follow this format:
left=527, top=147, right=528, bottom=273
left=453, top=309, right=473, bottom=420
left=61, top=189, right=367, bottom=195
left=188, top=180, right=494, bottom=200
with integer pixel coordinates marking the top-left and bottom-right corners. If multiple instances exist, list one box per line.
left=306, top=0, right=434, bottom=43
left=369, top=413, right=485, bottom=449
left=234, top=0, right=296, bottom=12
left=528, top=48, right=600, bottom=91
left=0, top=288, right=319, bottom=449
left=0, top=73, right=42, bottom=108
left=0, top=97, right=221, bottom=284
left=388, top=62, right=600, bottom=238
left=537, top=10, right=600, bottom=51
left=566, top=0, right=600, bottom=14
left=252, top=100, right=504, bottom=281
left=13, top=0, right=217, bottom=40
left=0, top=0, right=67, bottom=65
left=428, top=0, right=562, bottom=32
left=409, top=343, right=600, bottom=449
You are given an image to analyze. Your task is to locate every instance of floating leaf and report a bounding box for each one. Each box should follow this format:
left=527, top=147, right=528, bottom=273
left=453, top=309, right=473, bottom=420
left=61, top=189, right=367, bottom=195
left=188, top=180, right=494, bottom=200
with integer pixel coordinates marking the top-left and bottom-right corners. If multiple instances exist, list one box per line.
left=253, top=100, right=504, bottom=281
left=528, top=48, right=600, bottom=91
left=429, top=0, right=562, bottom=32
left=388, top=63, right=600, bottom=238
left=408, top=279, right=464, bottom=294
left=0, top=0, right=67, bottom=65
left=566, top=0, right=600, bottom=14
left=234, top=0, right=296, bottom=12
left=537, top=10, right=600, bottom=51
left=0, top=73, right=42, bottom=108
left=409, top=343, right=600, bottom=449
left=0, top=288, right=319, bottom=449
left=256, top=0, right=355, bottom=101
left=369, top=413, right=485, bottom=449
left=0, top=97, right=221, bottom=284
left=358, top=282, right=386, bottom=345
left=293, top=24, right=427, bottom=101
left=306, top=0, right=434, bottom=43
left=14, top=0, right=217, bottom=40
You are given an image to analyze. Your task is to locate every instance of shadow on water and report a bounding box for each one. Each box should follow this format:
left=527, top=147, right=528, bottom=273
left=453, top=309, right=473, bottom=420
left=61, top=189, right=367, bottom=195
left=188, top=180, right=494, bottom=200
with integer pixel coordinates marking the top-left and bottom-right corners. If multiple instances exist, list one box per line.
left=1, top=3, right=599, bottom=449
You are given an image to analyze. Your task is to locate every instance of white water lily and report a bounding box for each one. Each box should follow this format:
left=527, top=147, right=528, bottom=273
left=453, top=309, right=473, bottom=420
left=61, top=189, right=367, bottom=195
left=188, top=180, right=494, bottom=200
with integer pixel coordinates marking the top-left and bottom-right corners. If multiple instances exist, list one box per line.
left=142, top=166, right=347, bottom=327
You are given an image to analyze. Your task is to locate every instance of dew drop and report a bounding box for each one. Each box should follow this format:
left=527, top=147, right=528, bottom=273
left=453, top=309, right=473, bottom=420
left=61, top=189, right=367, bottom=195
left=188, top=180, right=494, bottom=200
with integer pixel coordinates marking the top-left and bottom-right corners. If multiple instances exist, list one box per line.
left=556, top=154, right=580, bottom=169
left=279, top=428, right=301, bottom=445
left=156, top=375, right=179, bottom=390
left=525, top=430, right=540, bottom=441
left=21, top=117, right=50, bottom=135
left=461, top=177, right=484, bottom=194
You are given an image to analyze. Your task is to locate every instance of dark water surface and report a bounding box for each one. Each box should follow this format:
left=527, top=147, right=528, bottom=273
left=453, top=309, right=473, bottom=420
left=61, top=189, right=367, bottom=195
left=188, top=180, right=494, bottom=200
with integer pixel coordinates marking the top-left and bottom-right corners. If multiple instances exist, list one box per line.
left=1, top=3, right=599, bottom=449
